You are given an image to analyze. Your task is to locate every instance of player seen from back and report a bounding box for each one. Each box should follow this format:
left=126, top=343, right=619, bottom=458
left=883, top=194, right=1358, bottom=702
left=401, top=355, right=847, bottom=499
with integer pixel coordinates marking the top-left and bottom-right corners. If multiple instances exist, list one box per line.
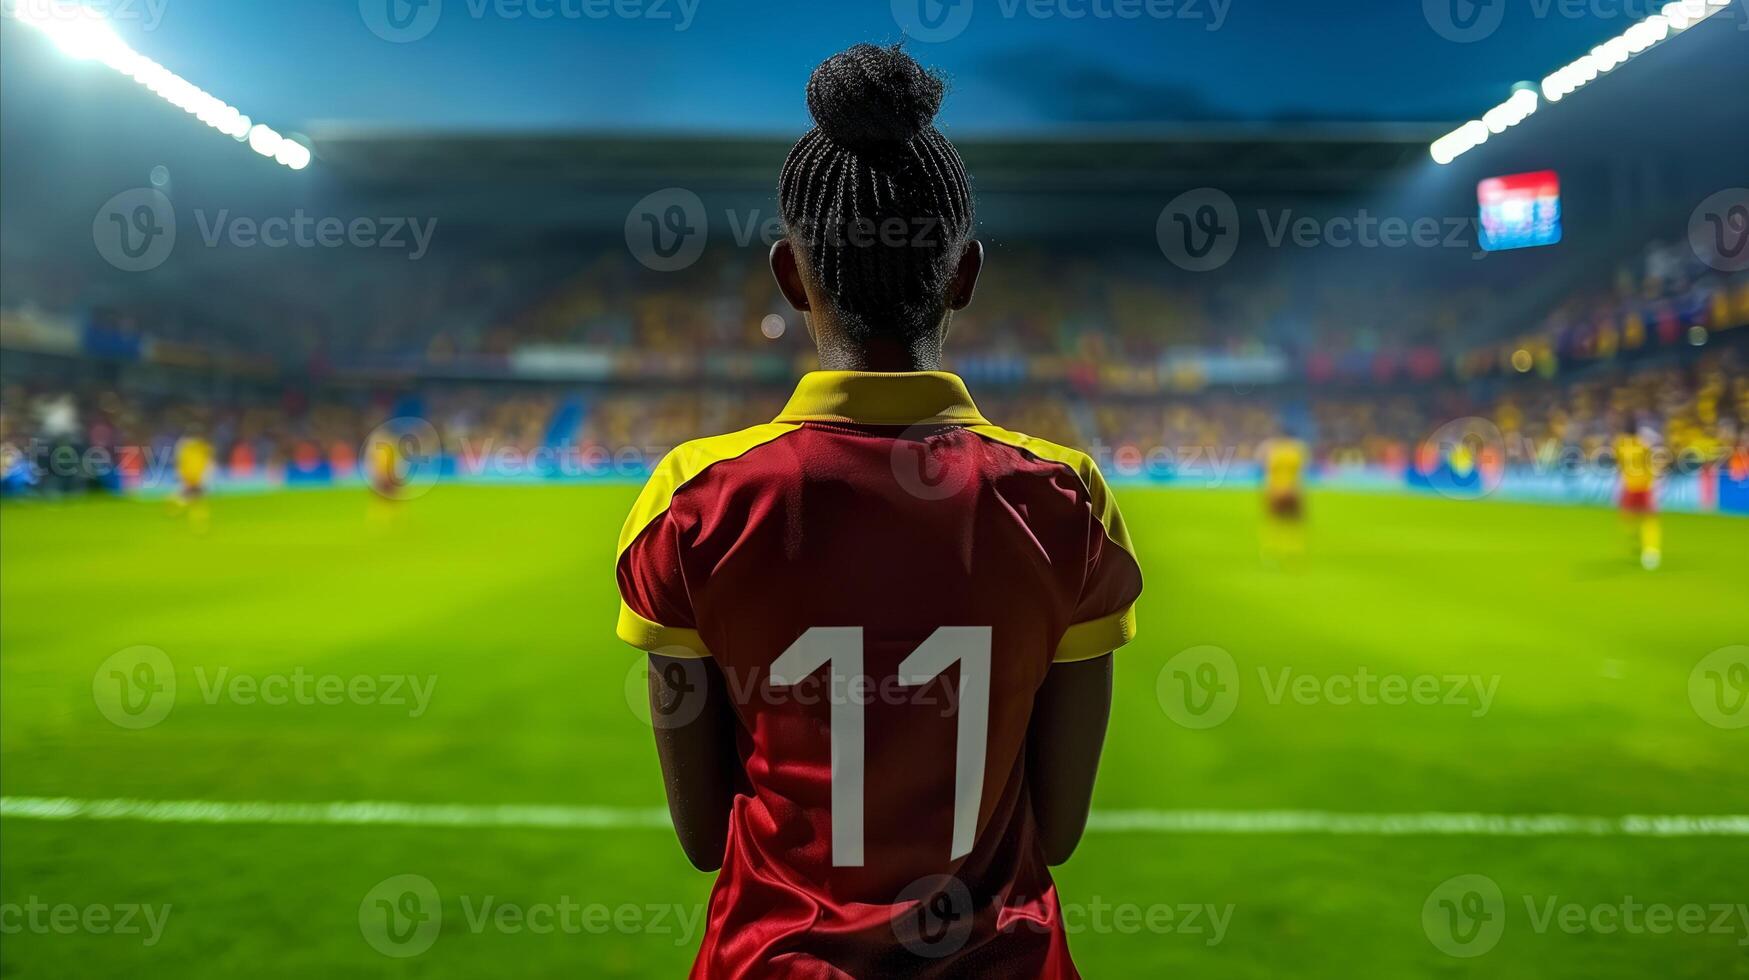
left=1615, top=421, right=1662, bottom=570
left=1259, top=432, right=1308, bottom=566
left=613, top=44, right=1144, bottom=978
left=172, top=423, right=213, bottom=531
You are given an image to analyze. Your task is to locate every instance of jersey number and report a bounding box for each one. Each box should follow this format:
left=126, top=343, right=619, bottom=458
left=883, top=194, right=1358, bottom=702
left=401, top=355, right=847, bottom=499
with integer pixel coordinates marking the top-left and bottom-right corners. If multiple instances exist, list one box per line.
left=768, top=626, right=991, bottom=867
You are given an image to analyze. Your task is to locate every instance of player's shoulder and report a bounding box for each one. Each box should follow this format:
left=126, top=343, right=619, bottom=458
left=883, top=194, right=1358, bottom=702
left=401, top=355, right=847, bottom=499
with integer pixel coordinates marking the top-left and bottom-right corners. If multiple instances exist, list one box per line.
left=660, top=423, right=801, bottom=482
left=964, top=422, right=1109, bottom=493
left=619, top=423, right=801, bottom=551
left=966, top=422, right=1134, bottom=550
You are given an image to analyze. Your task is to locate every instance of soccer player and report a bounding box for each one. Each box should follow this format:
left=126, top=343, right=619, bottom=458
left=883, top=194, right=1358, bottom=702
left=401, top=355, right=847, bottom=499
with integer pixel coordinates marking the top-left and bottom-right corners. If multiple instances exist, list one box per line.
left=614, top=45, right=1143, bottom=978
left=175, top=432, right=211, bottom=494
left=1259, top=432, right=1308, bottom=566
left=172, top=424, right=213, bottom=531
left=1614, top=422, right=1661, bottom=570
left=366, top=430, right=404, bottom=500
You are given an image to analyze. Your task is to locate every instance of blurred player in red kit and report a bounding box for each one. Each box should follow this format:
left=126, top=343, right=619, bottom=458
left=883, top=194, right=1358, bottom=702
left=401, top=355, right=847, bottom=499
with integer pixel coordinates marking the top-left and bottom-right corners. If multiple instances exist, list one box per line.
left=614, top=45, right=1143, bottom=979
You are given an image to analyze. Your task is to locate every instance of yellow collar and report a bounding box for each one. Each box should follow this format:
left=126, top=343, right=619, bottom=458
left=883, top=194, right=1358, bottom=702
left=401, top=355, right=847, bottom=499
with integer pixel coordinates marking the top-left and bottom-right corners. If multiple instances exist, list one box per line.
left=774, top=371, right=988, bottom=426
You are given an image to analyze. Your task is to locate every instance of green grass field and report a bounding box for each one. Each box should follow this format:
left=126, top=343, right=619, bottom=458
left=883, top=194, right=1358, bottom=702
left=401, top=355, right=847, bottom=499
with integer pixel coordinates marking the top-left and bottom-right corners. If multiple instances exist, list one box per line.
left=2, top=486, right=1746, bottom=978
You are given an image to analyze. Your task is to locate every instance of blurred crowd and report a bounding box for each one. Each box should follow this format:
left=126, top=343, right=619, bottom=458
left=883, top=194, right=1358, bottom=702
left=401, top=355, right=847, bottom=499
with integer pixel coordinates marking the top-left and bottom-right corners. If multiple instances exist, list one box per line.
left=5, top=347, right=1743, bottom=495
left=6, top=224, right=1749, bottom=494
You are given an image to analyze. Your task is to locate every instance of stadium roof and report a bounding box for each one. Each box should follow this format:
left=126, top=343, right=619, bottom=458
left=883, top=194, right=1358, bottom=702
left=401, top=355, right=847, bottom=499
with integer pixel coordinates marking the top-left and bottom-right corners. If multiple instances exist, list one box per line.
left=310, top=124, right=1449, bottom=197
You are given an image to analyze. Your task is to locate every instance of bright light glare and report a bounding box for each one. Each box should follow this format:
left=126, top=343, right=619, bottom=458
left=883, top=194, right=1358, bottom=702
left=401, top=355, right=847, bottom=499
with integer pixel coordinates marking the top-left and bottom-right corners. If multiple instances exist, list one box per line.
left=4, top=0, right=309, bottom=170
left=1437, top=3, right=1713, bottom=164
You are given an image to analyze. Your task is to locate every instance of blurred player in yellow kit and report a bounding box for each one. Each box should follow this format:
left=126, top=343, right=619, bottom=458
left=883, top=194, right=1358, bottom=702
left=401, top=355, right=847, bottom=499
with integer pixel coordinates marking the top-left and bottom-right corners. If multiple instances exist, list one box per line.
left=367, top=433, right=404, bottom=500
left=1615, top=424, right=1661, bottom=570
left=1260, top=434, right=1308, bottom=566
left=172, top=428, right=213, bottom=531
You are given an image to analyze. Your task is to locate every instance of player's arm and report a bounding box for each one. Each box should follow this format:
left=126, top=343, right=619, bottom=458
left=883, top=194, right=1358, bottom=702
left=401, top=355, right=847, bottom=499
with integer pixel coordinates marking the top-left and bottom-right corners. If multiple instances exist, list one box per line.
left=1025, top=455, right=1139, bottom=865
left=647, top=652, right=739, bottom=872
left=1026, top=653, right=1113, bottom=866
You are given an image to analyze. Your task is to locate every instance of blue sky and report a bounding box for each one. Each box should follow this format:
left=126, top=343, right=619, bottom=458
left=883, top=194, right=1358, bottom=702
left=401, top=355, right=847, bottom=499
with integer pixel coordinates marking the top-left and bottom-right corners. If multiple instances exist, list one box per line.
left=88, top=0, right=1655, bottom=133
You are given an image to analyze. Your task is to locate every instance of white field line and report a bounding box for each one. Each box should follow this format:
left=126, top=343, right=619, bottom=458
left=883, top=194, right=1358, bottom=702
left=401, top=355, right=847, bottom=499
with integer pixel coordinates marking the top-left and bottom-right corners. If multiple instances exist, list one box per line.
left=3, top=797, right=1747, bottom=837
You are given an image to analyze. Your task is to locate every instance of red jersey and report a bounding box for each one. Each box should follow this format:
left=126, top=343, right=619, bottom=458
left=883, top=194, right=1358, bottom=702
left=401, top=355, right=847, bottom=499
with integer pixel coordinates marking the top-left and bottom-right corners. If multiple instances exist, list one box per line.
left=615, top=371, right=1144, bottom=979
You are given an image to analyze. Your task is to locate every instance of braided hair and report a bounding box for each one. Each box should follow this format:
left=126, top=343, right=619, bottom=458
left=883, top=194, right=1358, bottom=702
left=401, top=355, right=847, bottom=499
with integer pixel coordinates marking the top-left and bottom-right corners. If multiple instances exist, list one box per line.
left=778, top=44, right=976, bottom=346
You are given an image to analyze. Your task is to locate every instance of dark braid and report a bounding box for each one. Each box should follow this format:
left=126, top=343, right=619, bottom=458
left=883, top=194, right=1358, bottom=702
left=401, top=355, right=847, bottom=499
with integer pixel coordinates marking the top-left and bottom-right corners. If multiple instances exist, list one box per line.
left=778, top=44, right=975, bottom=345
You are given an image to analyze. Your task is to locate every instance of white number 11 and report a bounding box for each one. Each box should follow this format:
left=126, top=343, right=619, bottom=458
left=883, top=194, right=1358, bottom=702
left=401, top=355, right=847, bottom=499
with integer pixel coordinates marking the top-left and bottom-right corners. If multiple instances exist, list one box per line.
left=768, top=626, right=992, bottom=867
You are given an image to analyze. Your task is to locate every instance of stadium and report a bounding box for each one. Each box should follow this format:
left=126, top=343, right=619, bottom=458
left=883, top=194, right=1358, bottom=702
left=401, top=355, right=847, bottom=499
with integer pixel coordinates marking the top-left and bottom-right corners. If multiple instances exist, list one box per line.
left=1, top=1, right=1746, bottom=977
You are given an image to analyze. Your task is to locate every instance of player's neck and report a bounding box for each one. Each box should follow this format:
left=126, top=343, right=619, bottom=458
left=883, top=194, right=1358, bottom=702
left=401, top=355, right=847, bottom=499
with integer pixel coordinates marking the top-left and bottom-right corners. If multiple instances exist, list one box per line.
left=812, top=323, right=945, bottom=373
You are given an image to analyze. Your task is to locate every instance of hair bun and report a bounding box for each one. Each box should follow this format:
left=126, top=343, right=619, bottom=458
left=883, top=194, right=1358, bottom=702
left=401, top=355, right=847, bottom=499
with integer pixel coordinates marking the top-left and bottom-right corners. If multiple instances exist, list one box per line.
left=805, top=44, right=945, bottom=154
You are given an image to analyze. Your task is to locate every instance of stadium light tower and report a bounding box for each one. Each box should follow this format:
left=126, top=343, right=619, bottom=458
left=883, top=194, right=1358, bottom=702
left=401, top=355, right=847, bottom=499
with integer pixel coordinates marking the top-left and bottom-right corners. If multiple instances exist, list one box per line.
left=1431, top=0, right=1734, bottom=165
left=2, top=0, right=312, bottom=170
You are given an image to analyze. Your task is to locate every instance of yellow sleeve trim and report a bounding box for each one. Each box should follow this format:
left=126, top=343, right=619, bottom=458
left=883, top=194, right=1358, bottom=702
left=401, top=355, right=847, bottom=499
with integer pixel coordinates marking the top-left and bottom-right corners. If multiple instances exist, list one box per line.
left=1055, top=605, right=1138, bottom=662
left=617, top=602, right=711, bottom=658
left=967, top=425, right=1137, bottom=560
left=617, top=423, right=802, bottom=556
